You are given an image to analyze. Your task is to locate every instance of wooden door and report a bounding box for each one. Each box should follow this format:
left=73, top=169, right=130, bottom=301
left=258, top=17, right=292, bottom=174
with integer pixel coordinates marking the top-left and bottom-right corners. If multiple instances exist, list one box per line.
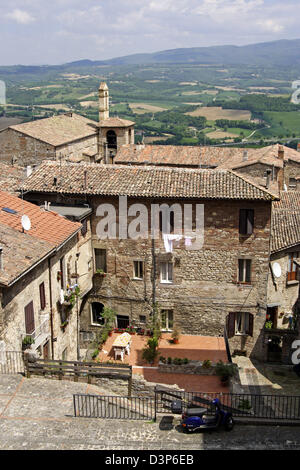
left=43, top=341, right=49, bottom=360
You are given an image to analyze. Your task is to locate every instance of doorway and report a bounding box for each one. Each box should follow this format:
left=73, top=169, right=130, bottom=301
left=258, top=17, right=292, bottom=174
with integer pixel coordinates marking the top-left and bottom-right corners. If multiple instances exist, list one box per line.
left=117, top=315, right=130, bottom=329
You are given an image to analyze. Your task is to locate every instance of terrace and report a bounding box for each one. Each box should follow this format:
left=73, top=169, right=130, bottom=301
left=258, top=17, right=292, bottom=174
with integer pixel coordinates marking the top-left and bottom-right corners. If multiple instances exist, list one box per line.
left=95, top=332, right=229, bottom=393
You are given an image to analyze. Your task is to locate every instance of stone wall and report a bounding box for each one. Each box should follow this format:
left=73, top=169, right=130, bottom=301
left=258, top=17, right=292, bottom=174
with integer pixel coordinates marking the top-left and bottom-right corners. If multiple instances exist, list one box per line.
left=83, top=195, right=271, bottom=360
left=0, top=128, right=98, bottom=167
left=0, top=128, right=56, bottom=166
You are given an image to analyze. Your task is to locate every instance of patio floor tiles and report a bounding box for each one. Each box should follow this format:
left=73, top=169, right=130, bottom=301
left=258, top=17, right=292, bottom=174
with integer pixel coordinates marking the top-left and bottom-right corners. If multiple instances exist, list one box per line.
left=133, top=368, right=230, bottom=393
left=97, top=332, right=228, bottom=366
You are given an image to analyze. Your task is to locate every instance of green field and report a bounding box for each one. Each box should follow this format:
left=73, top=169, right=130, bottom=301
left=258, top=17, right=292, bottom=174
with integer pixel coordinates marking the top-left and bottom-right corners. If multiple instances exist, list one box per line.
left=1, top=61, right=300, bottom=146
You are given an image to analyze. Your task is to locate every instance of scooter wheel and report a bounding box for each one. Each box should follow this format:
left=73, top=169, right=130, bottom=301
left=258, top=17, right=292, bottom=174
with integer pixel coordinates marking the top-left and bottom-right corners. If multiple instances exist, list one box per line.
left=224, top=415, right=234, bottom=431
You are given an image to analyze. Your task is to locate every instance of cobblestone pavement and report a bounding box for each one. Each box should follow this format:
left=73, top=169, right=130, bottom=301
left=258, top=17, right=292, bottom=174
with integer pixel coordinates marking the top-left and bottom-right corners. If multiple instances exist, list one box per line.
left=0, top=375, right=300, bottom=450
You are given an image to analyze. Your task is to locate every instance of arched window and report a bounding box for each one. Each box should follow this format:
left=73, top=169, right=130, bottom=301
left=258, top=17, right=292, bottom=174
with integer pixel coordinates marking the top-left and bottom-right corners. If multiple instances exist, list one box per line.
left=91, top=302, right=105, bottom=325
left=106, top=130, right=117, bottom=149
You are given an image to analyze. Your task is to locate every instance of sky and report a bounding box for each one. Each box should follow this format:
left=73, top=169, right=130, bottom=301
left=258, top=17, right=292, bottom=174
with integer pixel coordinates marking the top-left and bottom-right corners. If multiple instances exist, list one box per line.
left=0, top=0, right=299, bottom=65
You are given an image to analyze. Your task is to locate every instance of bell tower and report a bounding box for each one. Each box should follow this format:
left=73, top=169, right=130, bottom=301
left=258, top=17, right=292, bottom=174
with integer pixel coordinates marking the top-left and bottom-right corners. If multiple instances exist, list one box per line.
left=99, top=82, right=109, bottom=121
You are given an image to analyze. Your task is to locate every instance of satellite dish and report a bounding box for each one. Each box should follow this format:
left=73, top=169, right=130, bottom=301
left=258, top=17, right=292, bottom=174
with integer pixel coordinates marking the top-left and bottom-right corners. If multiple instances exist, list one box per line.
left=21, top=215, right=31, bottom=231
left=272, top=262, right=282, bottom=278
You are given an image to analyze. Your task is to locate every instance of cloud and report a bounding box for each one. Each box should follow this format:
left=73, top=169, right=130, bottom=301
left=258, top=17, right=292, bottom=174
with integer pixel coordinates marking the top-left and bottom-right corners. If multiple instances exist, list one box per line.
left=5, top=8, right=35, bottom=25
left=0, top=0, right=299, bottom=64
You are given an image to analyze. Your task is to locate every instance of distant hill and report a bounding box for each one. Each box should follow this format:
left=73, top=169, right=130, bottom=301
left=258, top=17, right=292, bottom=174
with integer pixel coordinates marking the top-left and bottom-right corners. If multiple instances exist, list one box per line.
left=1, top=39, right=300, bottom=76
left=66, top=39, right=300, bottom=67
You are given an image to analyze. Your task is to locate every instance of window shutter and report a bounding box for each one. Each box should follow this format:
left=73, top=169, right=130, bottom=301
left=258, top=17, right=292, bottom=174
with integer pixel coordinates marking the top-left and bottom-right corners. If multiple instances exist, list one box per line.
left=39, top=282, right=46, bottom=310
left=227, top=312, right=235, bottom=338
left=247, top=313, right=254, bottom=337
left=25, top=301, right=35, bottom=335
left=247, top=210, right=254, bottom=235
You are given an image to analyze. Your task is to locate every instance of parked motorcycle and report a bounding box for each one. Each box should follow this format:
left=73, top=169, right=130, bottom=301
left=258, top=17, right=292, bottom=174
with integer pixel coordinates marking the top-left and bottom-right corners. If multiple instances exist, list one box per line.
left=180, top=398, right=234, bottom=432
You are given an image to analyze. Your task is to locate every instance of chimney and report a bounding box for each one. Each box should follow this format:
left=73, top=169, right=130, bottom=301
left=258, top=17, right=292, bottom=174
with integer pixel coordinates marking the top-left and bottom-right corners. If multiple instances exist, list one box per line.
left=277, top=146, right=285, bottom=191
left=243, top=150, right=248, bottom=162
left=26, top=166, right=32, bottom=177
left=265, top=169, right=272, bottom=189
left=278, top=145, right=284, bottom=161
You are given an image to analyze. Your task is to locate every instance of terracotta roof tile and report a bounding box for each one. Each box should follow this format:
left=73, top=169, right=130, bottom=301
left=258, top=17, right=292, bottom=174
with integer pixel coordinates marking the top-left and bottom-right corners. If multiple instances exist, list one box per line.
left=98, top=117, right=135, bottom=128
left=10, top=113, right=97, bottom=147
left=0, top=190, right=81, bottom=247
left=22, top=161, right=278, bottom=201
left=271, top=191, right=300, bottom=252
left=115, top=144, right=244, bottom=167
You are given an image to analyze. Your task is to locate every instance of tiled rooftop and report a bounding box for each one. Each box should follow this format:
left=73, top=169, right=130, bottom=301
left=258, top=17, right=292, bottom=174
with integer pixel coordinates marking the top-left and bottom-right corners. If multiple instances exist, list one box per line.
left=0, top=191, right=81, bottom=246
left=115, top=144, right=300, bottom=170
left=0, top=191, right=81, bottom=285
left=98, top=117, right=135, bottom=128
left=115, top=144, right=245, bottom=167
left=21, top=161, right=278, bottom=201
left=271, top=191, right=300, bottom=253
left=9, top=113, right=97, bottom=147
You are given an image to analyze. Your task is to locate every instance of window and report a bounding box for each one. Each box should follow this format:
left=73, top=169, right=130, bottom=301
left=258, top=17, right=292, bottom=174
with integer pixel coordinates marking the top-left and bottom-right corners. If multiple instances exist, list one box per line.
left=94, top=248, right=107, bottom=272
left=239, top=209, right=254, bottom=235
left=288, top=252, right=298, bottom=281
left=139, top=315, right=146, bottom=324
left=238, top=259, right=251, bottom=283
left=39, top=282, right=46, bottom=310
left=24, top=301, right=35, bottom=335
left=161, top=310, right=174, bottom=331
left=227, top=312, right=253, bottom=337
left=160, top=262, right=173, bottom=283
left=289, top=178, right=297, bottom=189
left=91, top=302, right=105, bottom=325
left=159, top=211, right=175, bottom=233
left=133, top=261, right=143, bottom=279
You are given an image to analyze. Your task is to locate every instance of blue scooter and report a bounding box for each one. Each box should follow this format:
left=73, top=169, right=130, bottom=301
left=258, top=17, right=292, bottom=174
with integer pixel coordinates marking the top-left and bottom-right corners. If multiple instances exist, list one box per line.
left=181, top=398, right=234, bottom=432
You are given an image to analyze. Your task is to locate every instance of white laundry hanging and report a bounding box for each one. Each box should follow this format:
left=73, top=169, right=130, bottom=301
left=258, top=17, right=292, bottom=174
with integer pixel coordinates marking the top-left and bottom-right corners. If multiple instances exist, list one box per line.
left=162, top=233, right=182, bottom=253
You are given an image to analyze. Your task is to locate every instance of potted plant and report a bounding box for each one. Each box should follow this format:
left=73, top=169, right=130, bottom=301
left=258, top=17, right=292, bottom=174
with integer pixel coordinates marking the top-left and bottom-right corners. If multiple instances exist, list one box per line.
left=22, top=336, right=35, bottom=350
left=60, top=320, right=69, bottom=331
left=95, top=268, right=107, bottom=277
left=171, top=325, right=181, bottom=344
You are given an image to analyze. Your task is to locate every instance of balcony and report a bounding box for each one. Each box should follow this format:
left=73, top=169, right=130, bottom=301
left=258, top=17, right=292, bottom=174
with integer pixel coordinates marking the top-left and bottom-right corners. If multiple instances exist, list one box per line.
left=21, top=314, right=50, bottom=350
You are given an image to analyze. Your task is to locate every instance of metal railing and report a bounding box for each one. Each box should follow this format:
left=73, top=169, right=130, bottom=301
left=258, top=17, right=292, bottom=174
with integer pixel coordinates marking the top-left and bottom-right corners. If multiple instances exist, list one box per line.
left=155, top=387, right=300, bottom=423
left=73, top=393, right=155, bottom=420
left=0, top=351, right=24, bottom=374
left=21, top=314, right=50, bottom=345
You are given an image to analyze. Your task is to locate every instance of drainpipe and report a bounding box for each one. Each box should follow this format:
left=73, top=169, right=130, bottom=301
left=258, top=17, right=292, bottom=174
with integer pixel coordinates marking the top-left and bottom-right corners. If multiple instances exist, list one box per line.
left=48, top=257, right=54, bottom=359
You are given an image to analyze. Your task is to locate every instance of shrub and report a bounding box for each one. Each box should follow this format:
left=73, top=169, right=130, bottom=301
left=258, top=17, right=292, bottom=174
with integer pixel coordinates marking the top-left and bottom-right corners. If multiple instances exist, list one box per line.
left=202, top=359, right=212, bottom=369
left=183, top=358, right=189, bottom=364
left=167, top=357, right=172, bottom=364
left=92, top=349, right=99, bottom=359
left=215, top=361, right=236, bottom=379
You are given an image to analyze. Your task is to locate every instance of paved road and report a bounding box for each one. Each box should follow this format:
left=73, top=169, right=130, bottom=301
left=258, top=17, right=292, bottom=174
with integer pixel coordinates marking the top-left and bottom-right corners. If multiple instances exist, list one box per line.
left=0, top=375, right=299, bottom=450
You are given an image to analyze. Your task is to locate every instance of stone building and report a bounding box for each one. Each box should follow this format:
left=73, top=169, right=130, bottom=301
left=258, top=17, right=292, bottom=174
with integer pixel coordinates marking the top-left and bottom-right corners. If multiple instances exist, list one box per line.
left=264, top=191, right=300, bottom=363
left=21, top=161, right=279, bottom=360
left=0, top=190, right=93, bottom=361
left=0, top=82, right=134, bottom=167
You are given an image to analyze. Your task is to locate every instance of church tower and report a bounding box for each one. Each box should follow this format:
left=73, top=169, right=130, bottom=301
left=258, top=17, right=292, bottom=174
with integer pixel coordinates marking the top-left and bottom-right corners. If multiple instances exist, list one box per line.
left=97, top=82, right=135, bottom=164
left=99, top=82, right=109, bottom=121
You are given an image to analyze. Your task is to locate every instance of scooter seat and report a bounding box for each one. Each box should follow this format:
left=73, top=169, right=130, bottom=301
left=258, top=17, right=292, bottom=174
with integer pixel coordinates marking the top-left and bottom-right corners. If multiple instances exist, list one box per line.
left=185, top=407, right=208, bottom=416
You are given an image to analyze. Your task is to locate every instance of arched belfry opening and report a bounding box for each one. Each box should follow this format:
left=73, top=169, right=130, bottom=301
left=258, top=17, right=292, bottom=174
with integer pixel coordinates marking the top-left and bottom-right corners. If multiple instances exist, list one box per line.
left=106, top=130, right=117, bottom=150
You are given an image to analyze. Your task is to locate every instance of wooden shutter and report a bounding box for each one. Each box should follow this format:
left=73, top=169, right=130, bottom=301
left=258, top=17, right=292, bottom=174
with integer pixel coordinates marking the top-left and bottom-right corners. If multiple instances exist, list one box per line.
left=227, top=312, right=236, bottom=338
left=39, top=282, right=46, bottom=310
left=246, top=210, right=254, bottom=235
left=239, top=209, right=246, bottom=235
left=247, top=313, right=254, bottom=337
left=25, top=301, right=35, bottom=335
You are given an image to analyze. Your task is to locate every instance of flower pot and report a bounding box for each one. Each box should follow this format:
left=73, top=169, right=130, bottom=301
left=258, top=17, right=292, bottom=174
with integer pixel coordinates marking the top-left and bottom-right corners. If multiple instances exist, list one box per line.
left=108, top=331, right=112, bottom=337
left=173, top=339, right=179, bottom=344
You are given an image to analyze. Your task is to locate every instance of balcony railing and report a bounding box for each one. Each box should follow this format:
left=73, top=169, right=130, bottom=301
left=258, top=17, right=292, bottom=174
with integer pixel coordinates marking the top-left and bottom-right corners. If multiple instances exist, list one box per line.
left=22, top=314, right=50, bottom=348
